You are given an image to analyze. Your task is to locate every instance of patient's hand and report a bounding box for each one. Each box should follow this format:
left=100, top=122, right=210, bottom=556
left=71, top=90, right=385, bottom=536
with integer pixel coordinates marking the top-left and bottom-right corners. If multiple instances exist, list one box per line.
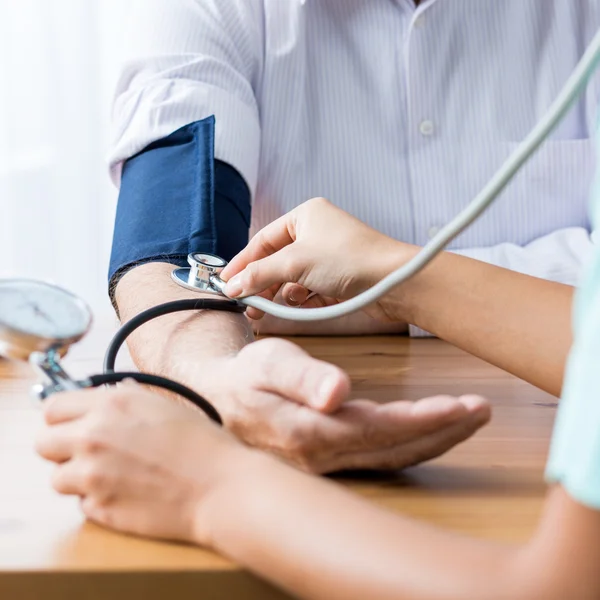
left=185, top=338, right=491, bottom=474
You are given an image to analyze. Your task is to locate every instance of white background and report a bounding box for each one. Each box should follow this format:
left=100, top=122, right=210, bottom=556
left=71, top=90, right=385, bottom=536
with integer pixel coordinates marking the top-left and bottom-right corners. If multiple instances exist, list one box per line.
left=0, top=0, right=126, bottom=318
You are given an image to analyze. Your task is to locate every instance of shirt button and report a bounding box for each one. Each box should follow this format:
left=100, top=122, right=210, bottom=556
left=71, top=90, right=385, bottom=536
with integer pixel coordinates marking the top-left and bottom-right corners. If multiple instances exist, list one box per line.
left=414, top=14, right=426, bottom=28
left=419, top=120, right=434, bottom=136
left=428, top=225, right=440, bottom=239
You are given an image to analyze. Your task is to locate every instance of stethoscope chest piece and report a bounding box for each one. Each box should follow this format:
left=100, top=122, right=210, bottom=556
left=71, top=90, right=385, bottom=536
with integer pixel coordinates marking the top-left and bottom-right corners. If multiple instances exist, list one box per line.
left=171, top=253, right=228, bottom=296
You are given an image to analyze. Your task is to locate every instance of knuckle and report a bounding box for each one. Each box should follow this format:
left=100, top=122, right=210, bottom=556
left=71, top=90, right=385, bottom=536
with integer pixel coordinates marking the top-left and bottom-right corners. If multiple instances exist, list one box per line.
left=106, top=390, right=130, bottom=412
left=255, top=336, right=281, bottom=354
left=293, top=455, right=320, bottom=474
left=50, top=467, right=65, bottom=492
left=279, top=419, right=320, bottom=472
left=251, top=337, right=291, bottom=362
left=283, top=428, right=308, bottom=455
left=282, top=254, right=303, bottom=279
left=251, top=339, right=300, bottom=383
left=76, top=422, right=106, bottom=454
left=248, top=352, right=274, bottom=386
left=337, top=273, right=357, bottom=299
left=33, top=432, right=49, bottom=457
left=289, top=362, right=319, bottom=399
left=81, top=497, right=111, bottom=525
left=357, top=419, right=383, bottom=450
left=244, top=261, right=259, bottom=286
left=78, top=436, right=104, bottom=455
left=286, top=444, right=315, bottom=473
left=81, top=464, right=107, bottom=491
left=307, top=196, right=328, bottom=209
left=42, top=401, right=60, bottom=424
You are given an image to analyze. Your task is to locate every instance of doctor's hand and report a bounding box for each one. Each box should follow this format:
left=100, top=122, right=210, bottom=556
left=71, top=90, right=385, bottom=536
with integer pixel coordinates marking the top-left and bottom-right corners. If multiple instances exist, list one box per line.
left=221, top=197, right=415, bottom=321
left=191, top=338, right=490, bottom=474
left=35, top=383, right=246, bottom=546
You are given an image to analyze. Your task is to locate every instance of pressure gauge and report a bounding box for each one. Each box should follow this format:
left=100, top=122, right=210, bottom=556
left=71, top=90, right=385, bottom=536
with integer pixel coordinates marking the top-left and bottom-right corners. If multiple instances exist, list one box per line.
left=171, top=253, right=228, bottom=295
left=0, top=279, right=93, bottom=361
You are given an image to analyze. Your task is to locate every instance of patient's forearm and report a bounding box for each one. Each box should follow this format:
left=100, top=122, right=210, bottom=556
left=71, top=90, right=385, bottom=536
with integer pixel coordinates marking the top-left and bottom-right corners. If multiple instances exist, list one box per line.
left=383, top=250, right=573, bottom=396
left=114, top=262, right=253, bottom=396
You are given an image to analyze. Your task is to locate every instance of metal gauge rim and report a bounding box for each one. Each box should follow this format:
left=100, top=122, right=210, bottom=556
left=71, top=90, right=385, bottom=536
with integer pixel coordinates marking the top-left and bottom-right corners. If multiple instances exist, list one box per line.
left=0, top=278, right=93, bottom=360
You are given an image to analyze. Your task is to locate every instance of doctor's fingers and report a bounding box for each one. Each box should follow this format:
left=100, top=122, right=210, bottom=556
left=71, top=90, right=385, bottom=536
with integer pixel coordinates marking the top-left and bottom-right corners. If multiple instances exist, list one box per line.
left=38, top=395, right=129, bottom=463
left=51, top=457, right=115, bottom=502
left=43, top=387, right=108, bottom=425
left=36, top=421, right=86, bottom=463
left=221, top=212, right=297, bottom=281
left=225, top=244, right=316, bottom=299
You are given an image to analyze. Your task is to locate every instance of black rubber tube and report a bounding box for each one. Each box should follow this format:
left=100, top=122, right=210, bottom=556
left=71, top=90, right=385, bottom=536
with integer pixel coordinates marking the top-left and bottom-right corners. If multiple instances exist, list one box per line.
left=85, top=371, right=222, bottom=425
left=104, top=299, right=245, bottom=373
left=100, top=298, right=245, bottom=425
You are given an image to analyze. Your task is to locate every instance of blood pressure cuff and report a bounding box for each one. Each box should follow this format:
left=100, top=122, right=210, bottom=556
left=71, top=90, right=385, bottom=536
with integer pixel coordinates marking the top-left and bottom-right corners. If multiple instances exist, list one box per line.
left=108, top=116, right=251, bottom=300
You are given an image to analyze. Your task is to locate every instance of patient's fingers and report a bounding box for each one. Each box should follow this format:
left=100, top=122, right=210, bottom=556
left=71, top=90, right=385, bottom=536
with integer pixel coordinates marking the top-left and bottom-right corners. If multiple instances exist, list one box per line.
left=272, top=394, right=491, bottom=473
left=35, top=422, right=80, bottom=463
left=245, top=283, right=282, bottom=320
left=281, top=283, right=311, bottom=306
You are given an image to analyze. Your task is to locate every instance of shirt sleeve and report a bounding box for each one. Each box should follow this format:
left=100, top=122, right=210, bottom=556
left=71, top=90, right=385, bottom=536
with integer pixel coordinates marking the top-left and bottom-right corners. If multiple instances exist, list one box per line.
left=454, top=227, right=596, bottom=286
left=109, top=0, right=263, bottom=195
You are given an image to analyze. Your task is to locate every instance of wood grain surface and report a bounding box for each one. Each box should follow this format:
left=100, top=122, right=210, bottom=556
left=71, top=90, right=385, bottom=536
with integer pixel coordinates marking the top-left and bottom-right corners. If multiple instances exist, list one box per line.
left=0, top=324, right=556, bottom=599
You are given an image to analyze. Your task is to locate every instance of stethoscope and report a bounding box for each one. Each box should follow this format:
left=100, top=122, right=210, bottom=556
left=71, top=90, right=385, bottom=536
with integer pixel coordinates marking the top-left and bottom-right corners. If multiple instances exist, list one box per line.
left=2, top=28, right=600, bottom=426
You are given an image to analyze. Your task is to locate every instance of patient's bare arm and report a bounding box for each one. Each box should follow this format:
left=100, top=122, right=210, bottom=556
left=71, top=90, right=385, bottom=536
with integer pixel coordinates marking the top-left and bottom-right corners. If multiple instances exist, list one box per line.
left=113, top=261, right=489, bottom=474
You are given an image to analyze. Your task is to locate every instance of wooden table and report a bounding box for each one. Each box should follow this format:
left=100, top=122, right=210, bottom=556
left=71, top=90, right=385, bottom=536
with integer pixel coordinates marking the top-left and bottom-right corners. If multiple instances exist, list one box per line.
left=0, top=324, right=557, bottom=599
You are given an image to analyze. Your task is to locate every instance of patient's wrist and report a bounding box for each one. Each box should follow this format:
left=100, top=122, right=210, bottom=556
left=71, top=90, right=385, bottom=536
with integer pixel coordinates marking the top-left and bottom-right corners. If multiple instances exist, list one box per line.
left=169, top=353, right=239, bottom=408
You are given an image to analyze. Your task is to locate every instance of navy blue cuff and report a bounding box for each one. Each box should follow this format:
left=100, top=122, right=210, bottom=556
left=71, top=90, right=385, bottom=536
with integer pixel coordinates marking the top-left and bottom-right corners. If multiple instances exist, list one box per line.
left=108, top=116, right=251, bottom=293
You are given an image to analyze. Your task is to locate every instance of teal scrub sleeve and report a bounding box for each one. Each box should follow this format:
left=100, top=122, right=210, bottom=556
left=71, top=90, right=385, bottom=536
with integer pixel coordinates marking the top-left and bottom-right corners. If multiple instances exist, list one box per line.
left=545, top=166, right=600, bottom=509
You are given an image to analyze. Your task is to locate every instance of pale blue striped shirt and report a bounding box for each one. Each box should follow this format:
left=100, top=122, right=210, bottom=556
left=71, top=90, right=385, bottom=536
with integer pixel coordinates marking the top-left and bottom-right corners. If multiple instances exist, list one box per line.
left=110, top=0, right=600, bottom=313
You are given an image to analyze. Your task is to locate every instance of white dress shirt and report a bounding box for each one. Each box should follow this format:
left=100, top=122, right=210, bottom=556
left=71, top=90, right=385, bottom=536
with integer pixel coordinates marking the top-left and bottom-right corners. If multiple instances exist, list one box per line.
left=110, top=0, right=600, bottom=310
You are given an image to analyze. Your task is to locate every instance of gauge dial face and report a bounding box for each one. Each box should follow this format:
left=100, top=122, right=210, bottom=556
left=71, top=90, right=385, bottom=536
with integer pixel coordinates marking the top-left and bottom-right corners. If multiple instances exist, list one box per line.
left=0, top=280, right=92, bottom=343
